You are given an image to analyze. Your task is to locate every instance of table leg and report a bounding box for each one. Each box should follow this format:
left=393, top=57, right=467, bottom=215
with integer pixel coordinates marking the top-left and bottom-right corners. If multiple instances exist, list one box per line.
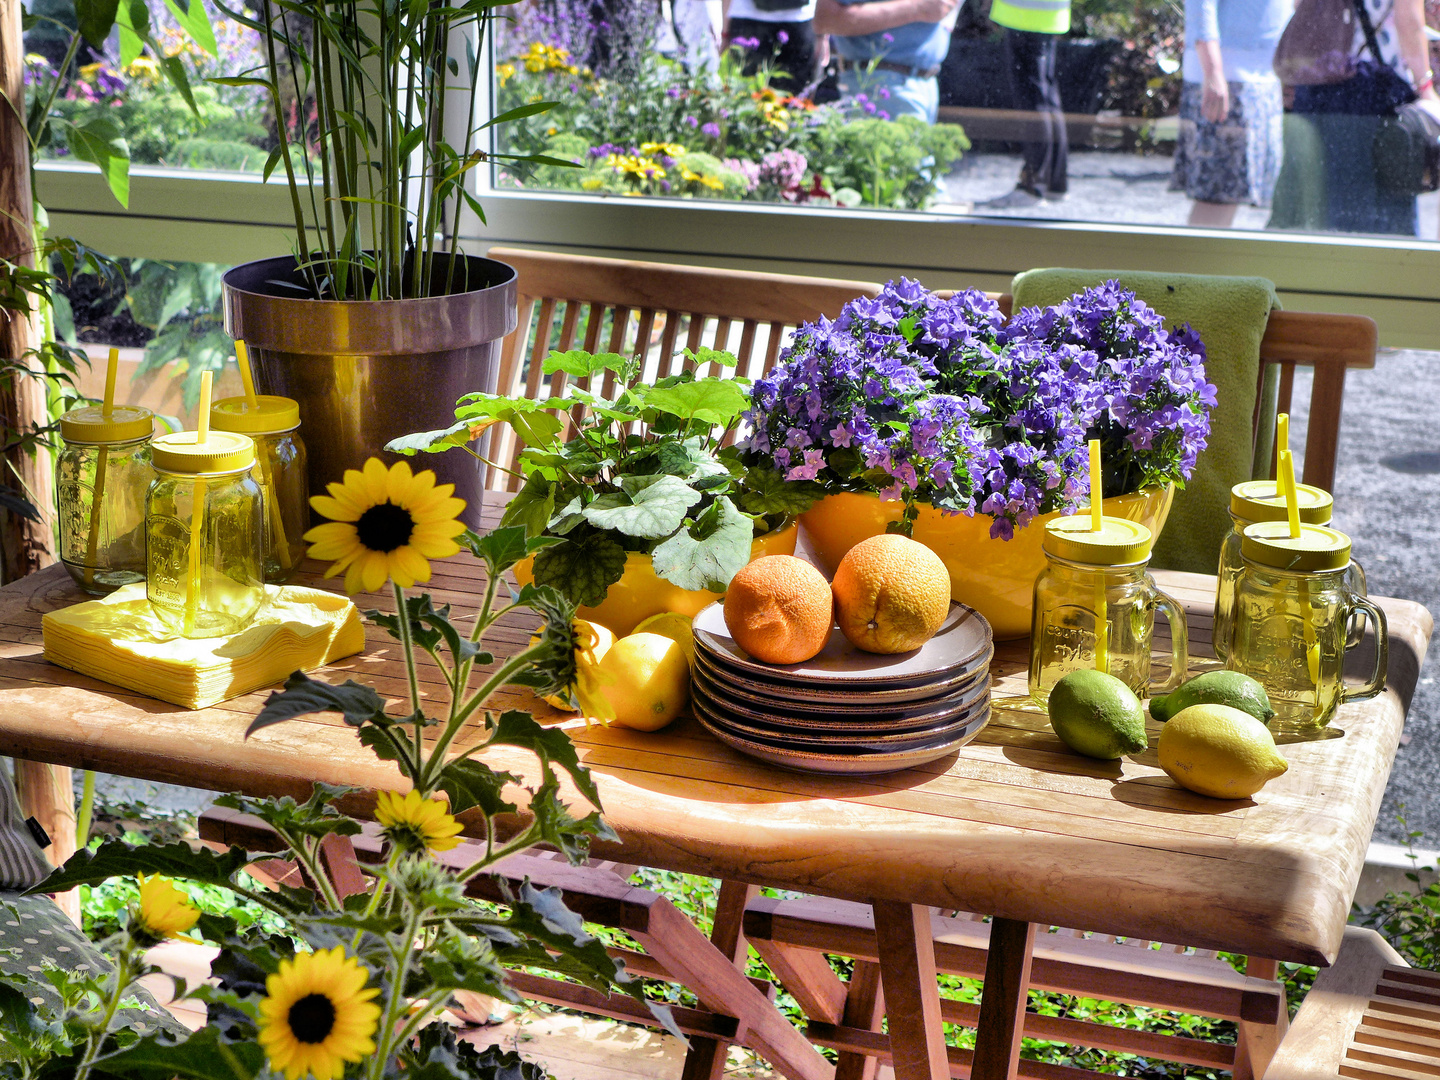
left=873, top=900, right=948, bottom=1080
left=835, top=959, right=885, bottom=1080
left=15, top=760, right=77, bottom=925
left=681, top=879, right=758, bottom=1080
left=971, top=918, right=1036, bottom=1080
left=1234, top=956, right=1288, bottom=1080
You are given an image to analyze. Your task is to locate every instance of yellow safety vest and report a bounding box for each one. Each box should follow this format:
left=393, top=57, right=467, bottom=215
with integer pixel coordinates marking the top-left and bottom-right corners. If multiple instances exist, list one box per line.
left=989, top=0, right=1070, bottom=34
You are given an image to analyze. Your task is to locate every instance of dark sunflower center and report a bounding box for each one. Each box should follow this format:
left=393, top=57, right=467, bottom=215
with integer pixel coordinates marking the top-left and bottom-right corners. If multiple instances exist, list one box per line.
left=288, top=993, right=336, bottom=1044
left=356, top=501, right=414, bottom=553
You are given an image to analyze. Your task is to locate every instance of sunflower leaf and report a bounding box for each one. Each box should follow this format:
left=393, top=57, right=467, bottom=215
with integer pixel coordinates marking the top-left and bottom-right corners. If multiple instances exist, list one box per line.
left=212, top=783, right=362, bottom=842
left=366, top=594, right=479, bottom=667
left=650, top=496, right=753, bottom=592
left=434, top=757, right=519, bottom=818
left=488, top=710, right=601, bottom=809
left=581, top=474, right=701, bottom=540
left=98, top=1024, right=264, bottom=1079
left=27, top=838, right=252, bottom=895
left=247, top=672, right=390, bottom=736
left=531, top=532, right=627, bottom=608
left=460, top=525, right=562, bottom=576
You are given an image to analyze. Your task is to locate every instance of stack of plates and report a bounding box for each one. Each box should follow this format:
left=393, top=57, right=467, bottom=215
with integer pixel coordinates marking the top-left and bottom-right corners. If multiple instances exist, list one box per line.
left=689, top=601, right=993, bottom=775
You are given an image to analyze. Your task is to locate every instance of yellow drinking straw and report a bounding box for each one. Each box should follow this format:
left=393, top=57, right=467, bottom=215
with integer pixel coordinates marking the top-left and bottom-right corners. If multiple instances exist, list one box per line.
left=1280, top=448, right=1321, bottom=685
left=183, top=371, right=214, bottom=636
left=235, top=341, right=291, bottom=571
left=81, top=348, right=120, bottom=589
left=1088, top=438, right=1108, bottom=674
left=1276, top=412, right=1289, bottom=480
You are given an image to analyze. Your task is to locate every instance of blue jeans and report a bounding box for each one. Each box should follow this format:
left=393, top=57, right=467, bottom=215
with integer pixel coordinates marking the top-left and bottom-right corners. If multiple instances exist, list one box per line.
left=838, top=67, right=939, bottom=124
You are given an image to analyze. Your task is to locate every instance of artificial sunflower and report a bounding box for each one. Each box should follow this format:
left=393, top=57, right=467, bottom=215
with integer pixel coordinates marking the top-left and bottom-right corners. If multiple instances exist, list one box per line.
left=258, top=946, right=380, bottom=1080
left=132, top=874, right=200, bottom=942
left=373, top=789, right=465, bottom=854
left=304, top=458, right=467, bottom=594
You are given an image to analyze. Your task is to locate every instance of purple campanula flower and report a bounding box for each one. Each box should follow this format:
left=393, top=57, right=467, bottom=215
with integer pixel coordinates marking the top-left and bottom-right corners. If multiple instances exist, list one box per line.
left=683, top=115, right=699, bottom=127
left=702, top=121, right=721, bottom=138
left=777, top=30, right=789, bottom=43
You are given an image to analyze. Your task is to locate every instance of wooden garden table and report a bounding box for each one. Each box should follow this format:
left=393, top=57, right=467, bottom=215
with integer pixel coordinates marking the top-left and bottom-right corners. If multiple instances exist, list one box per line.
left=0, top=496, right=1429, bottom=1080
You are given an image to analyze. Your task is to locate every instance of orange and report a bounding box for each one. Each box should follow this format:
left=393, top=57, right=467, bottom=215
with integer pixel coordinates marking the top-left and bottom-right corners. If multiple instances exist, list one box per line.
left=723, top=555, right=833, bottom=665
left=831, top=534, right=951, bottom=654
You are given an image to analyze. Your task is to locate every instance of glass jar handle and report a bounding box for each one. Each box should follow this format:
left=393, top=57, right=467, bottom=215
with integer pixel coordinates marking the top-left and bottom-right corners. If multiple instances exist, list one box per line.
left=1340, top=595, right=1388, bottom=704
left=1150, top=586, right=1189, bottom=695
left=1344, top=560, right=1369, bottom=649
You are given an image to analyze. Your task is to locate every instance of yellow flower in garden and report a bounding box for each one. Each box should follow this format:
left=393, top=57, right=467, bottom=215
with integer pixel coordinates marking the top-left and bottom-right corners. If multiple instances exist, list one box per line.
left=258, top=947, right=380, bottom=1080
left=640, top=141, right=687, bottom=158
left=374, top=790, right=465, bottom=854
left=78, top=62, right=103, bottom=81
left=304, top=458, right=466, bottom=594
left=699, top=174, right=724, bottom=190
left=125, top=55, right=160, bottom=78
left=133, top=874, right=200, bottom=941
left=497, top=62, right=516, bottom=85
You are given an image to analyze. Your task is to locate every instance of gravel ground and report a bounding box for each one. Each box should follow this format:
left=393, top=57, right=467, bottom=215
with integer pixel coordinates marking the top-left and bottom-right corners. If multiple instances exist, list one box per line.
left=939, top=149, right=1440, bottom=238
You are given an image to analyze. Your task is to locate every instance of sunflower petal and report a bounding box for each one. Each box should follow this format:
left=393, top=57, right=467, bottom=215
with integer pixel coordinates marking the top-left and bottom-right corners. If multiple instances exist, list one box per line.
left=309, top=495, right=360, bottom=523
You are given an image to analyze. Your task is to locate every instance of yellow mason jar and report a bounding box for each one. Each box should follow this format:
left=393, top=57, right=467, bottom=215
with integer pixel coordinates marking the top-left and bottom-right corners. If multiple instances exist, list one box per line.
left=1213, top=480, right=1366, bottom=660
left=146, top=429, right=265, bottom=638
left=210, top=395, right=308, bottom=582
left=1224, top=522, right=1387, bottom=736
left=56, top=404, right=155, bottom=595
left=1029, top=514, right=1188, bottom=706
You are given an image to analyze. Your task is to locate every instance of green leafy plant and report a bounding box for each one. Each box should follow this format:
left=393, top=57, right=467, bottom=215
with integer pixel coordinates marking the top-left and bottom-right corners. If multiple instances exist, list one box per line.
left=1356, top=815, right=1440, bottom=969
left=388, top=348, right=821, bottom=609
left=2, top=459, right=668, bottom=1078
left=211, top=0, right=569, bottom=300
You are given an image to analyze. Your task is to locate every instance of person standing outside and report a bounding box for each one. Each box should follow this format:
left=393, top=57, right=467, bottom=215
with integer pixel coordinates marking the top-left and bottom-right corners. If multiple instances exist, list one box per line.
left=723, top=0, right=823, bottom=95
left=815, top=0, right=961, bottom=123
left=1171, top=0, right=1292, bottom=227
left=982, top=0, right=1071, bottom=207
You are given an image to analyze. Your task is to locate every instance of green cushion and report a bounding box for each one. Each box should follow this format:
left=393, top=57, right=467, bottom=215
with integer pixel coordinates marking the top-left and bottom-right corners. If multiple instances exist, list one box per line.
left=0, top=892, right=188, bottom=1037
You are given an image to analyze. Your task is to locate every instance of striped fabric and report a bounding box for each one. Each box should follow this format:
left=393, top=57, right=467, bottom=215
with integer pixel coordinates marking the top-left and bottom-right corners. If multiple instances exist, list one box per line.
left=0, top=761, right=53, bottom=890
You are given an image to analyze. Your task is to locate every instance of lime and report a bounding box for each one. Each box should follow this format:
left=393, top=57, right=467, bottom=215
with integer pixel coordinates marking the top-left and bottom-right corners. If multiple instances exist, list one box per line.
left=598, top=632, right=690, bottom=732
left=1158, top=704, right=1289, bottom=799
left=632, top=612, right=696, bottom=670
left=1047, top=670, right=1148, bottom=760
left=1150, top=670, right=1275, bottom=725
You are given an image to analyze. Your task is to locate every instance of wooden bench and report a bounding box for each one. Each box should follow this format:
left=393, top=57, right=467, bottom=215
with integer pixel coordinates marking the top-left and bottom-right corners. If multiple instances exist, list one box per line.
left=1266, top=926, right=1440, bottom=1080
left=197, top=806, right=826, bottom=1080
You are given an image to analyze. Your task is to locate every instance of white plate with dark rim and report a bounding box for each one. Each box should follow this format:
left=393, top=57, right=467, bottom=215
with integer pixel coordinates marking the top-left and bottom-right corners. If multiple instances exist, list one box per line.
left=692, top=678, right=988, bottom=750
left=692, top=694, right=991, bottom=775
left=692, top=664, right=991, bottom=734
left=692, top=636, right=993, bottom=708
left=692, top=600, right=992, bottom=688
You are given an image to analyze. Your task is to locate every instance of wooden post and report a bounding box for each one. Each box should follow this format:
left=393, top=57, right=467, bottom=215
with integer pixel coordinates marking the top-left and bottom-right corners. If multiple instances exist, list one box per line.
left=2, top=0, right=74, bottom=925
left=873, top=901, right=948, bottom=1080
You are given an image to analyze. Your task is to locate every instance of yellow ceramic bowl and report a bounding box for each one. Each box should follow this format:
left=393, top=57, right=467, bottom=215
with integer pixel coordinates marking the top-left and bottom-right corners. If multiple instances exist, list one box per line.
left=512, top=517, right=799, bottom=638
left=799, top=487, right=1173, bottom=641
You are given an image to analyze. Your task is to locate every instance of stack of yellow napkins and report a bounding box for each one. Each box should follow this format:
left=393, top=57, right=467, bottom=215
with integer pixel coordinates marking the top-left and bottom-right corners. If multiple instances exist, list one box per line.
left=43, top=583, right=366, bottom=710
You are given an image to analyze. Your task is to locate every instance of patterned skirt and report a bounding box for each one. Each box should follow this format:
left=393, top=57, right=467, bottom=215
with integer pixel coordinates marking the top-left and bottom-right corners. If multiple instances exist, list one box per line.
left=1170, top=78, right=1284, bottom=206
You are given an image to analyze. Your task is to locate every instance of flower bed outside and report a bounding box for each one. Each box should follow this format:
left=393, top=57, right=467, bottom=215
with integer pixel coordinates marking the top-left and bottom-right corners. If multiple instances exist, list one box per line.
left=495, top=39, right=970, bottom=211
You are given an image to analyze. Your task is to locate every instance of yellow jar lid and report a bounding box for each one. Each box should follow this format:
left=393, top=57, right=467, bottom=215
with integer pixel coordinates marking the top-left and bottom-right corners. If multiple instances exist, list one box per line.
left=1230, top=479, right=1333, bottom=524
left=59, top=405, right=154, bottom=444
left=209, top=394, right=300, bottom=435
left=1241, top=521, right=1351, bottom=571
left=1043, top=514, right=1154, bottom=565
left=151, top=430, right=255, bottom=475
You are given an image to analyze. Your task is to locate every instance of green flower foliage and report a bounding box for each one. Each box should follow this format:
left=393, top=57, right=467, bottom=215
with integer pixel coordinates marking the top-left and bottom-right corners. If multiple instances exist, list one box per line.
left=3, top=526, right=667, bottom=1078
left=388, top=348, right=821, bottom=609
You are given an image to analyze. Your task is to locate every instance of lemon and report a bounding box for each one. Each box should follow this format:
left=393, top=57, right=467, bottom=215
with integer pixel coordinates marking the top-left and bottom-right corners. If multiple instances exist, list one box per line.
left=632, top=612, right=696, bottom=669
left=598, top=632, right=690, bottom=732
left=531, top=620, right=615, bottom=712
left=1158, top=704, right=1289, bottom=800
left=1150, top=670, right=1275, bottom=725
left=1046, top=669, right=1149, bottom=759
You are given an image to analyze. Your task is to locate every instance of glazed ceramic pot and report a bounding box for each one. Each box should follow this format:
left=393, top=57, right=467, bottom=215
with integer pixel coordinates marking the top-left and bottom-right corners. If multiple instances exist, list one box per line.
left=513, top=516, right=799, bottom=637
left=800, top=487, right=1173, bottom=640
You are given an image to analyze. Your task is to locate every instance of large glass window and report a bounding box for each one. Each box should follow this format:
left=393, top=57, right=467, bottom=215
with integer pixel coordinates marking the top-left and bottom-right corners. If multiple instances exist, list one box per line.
left=492, top=0, right=1440, bottom=242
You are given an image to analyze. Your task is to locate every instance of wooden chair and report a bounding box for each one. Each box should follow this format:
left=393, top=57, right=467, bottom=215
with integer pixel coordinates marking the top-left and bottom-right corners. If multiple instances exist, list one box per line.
left=483, top=246, right=882, bottom=491
left=1265, top=926, right=1439, bottom=1080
